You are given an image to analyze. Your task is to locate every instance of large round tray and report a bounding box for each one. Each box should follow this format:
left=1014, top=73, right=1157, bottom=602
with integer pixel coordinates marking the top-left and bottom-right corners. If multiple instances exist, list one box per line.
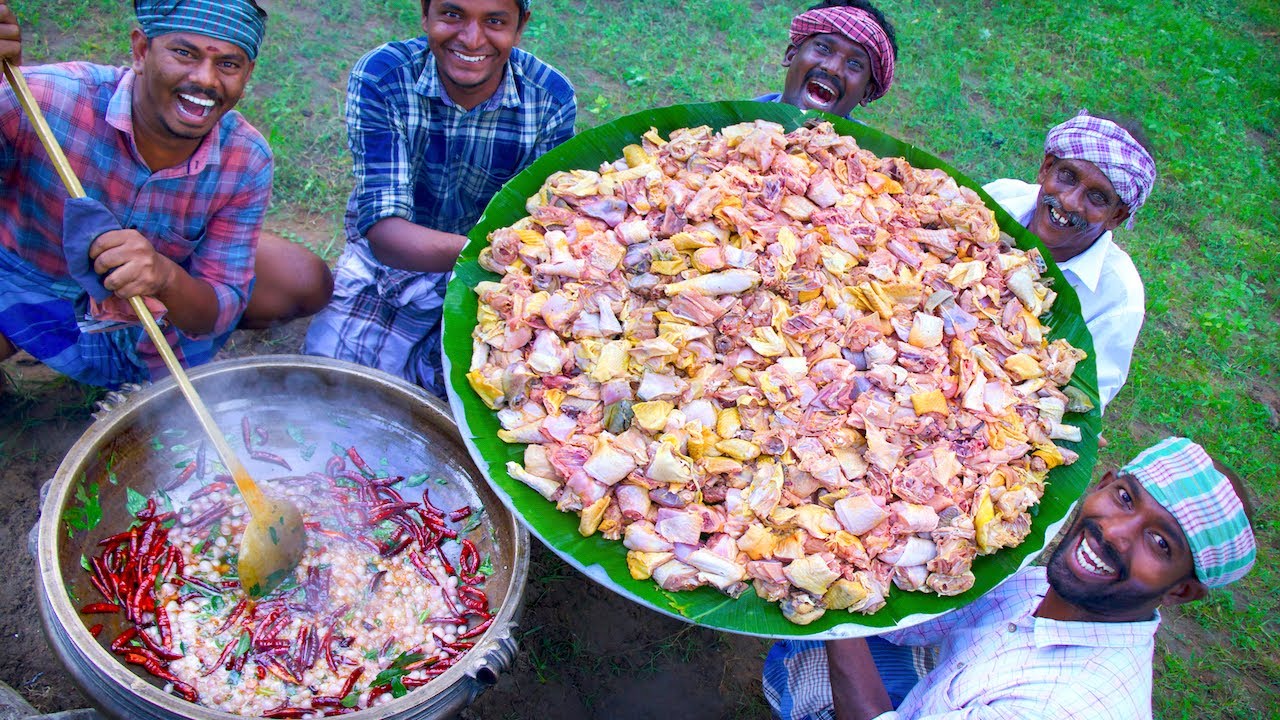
left=442, top=101, right=1100, bottom=639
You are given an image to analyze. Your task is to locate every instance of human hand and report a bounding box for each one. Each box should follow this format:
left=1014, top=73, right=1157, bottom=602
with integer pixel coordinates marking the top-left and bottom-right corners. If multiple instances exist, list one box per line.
left=1098, top=434, right=1109, bottom=449
left=0, top=4, right=22, bottom=68
left=90, top=229, right=177, bottom=299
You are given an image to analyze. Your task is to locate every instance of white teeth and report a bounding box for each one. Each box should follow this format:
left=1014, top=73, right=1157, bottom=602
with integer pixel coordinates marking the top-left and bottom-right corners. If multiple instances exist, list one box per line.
left=1049, top=207, right=1069, bottom=226
left=180, top=93, right=214, bottom=107
left=453, top=51, right=485, bottom=64
left=1076, top=537, right=1115, bottom=576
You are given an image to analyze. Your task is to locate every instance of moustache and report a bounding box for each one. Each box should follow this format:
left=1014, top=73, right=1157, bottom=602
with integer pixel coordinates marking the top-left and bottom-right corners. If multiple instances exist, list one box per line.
left=1041, top=194, right=1087, bottom=230
left=1080, top=518, right=1127, bottom=580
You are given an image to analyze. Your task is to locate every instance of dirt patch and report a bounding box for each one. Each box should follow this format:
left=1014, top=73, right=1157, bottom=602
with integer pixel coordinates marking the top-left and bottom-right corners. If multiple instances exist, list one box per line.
left=465, top=545, right=770, bottom=720
left=0, top=360, right=98, bottom=713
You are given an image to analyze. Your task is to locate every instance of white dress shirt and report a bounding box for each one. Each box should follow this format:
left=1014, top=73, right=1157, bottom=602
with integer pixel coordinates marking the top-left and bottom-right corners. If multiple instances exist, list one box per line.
left=983, top=179, right=1145, bottom=411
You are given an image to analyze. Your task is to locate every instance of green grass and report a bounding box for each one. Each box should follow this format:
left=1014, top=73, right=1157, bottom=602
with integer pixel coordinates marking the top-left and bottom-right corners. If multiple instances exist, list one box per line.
left=13, top=0, right=1280, bottom=716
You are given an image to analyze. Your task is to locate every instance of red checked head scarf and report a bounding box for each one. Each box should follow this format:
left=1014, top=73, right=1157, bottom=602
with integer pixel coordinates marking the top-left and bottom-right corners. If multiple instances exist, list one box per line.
left=789, top=7, right=896, bottom=104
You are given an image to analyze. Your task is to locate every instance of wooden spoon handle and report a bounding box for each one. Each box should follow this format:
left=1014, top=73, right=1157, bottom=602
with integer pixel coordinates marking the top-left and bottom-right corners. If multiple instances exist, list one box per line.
left=2, top=60, right=269, bottom=514
left=3, top=61, right=85, bottom=197
left=127, top=297, right=268, bottom=511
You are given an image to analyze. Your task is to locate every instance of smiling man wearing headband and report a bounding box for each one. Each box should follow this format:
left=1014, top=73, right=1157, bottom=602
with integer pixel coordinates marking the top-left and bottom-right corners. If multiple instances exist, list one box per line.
left=757, top=0, right=898, bottom=118
left=984, top=113, right=1157, bottom=411
left=0, top=0, right=330, bottom=389
left=764, top=437, right=1255, bottom=720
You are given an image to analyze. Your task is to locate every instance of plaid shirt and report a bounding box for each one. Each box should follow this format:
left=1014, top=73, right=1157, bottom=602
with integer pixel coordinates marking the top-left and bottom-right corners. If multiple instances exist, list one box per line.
left=0, top=62, right=272, bottom=342
left=304, top=40, right=576, bottom=396
left=765, top=567, right=1161, bottom=720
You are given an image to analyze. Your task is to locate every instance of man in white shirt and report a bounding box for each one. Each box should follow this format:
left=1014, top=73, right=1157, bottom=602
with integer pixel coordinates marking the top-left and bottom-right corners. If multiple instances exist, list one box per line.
left=984, top=113, right=1157, bottom=411
left=764, top=437, right=1256, bottom=720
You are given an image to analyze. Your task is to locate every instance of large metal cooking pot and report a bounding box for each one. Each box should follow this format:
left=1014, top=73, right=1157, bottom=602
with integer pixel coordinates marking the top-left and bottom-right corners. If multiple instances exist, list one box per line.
left=35, top=355, right=529, bottom=720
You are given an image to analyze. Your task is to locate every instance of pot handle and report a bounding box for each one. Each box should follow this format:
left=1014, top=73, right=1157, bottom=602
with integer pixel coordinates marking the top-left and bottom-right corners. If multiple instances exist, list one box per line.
left=464, top=624, right=519, bottom=692
left=29, top=479, right=53, bottom=560
left=91, top=383, right=146, bottom=421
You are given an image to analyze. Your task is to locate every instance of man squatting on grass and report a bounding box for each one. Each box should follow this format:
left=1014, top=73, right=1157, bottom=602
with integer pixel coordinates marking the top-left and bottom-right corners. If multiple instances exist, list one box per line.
left=984, top=113, right=1156, bottom=412
left=0, top=1, right=331, bottom=389
left=304, top=0, right=576, bottom=397
left=765, top=437, right=1256, bottom=720
left=756, top=0, right=898, bottom=119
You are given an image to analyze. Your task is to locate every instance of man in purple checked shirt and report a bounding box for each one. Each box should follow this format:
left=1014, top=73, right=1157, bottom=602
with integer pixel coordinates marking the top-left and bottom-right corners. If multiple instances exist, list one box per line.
left=765, top=437, right=1256, bottom=720
left=756, top=1, right=898, bottom=120
left=0, top=1, right=332, bottom=390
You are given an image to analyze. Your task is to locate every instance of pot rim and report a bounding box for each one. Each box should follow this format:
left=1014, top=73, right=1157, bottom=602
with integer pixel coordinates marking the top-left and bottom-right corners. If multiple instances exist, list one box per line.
left=37, top=355, right=530, bottom=719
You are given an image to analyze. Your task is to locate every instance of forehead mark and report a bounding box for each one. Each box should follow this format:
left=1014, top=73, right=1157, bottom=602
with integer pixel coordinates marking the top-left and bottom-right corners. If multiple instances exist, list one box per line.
left=166, top=35, right=247, bottom=63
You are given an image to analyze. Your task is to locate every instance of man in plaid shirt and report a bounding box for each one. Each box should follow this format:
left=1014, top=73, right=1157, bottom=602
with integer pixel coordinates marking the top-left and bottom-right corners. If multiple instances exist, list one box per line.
left=304, top=0, right=576, bottom=397
left=0, top=0, right=331, bottom=389
left=764, top=437, right=1257, bottom=720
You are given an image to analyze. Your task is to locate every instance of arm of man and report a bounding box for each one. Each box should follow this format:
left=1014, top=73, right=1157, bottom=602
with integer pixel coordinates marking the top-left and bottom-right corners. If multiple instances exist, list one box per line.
left=1089, top=305, right=1143, bottom=411
left=346, top=51, right=466, bottom=273
left=529, top=89, right=577, bottom=160
left=0, top=4, right=23, bottom=170
left=364, top=217, right=466, bottom=273
left=828, top=639, right=894, bottom=720
left=91, top=148, right=273, bottom=337
left=90, top=229, right=220, bottom=332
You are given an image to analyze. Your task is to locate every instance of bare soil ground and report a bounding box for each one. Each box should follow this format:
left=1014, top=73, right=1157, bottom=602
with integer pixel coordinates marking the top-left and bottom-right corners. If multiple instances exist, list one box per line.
left=0, top=222, right=771, bottom=719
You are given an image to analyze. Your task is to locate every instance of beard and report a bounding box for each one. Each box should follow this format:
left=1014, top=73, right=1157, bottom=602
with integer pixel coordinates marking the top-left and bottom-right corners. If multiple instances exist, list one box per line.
left=1045, top=518, right=1168, bottom=617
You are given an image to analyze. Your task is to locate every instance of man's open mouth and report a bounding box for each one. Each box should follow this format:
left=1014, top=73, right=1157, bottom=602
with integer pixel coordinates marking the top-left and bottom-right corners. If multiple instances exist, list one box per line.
left=804, top=78, right=839, bottom=107
left=177, top=93, right=215, bottom=120
left=1041, top=196, right=1085, bottom=230
left=1075, top=535, right=1118, bottom=578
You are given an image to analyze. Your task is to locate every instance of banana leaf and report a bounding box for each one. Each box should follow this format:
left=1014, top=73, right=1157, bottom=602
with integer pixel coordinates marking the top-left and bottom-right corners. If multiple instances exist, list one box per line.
left=442, top=101, right=1100, bottom=638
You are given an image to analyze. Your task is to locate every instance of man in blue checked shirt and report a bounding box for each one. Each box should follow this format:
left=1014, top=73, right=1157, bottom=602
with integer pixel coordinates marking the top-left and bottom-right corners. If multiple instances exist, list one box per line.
left=304, top=0, right=576, bottom=397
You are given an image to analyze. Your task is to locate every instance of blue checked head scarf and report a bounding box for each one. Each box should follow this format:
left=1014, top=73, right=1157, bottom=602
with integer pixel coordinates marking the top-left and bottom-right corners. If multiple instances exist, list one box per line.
left=1123, top=437, right=1256, bottom=589
left=135, top=0, right=268, bottom=61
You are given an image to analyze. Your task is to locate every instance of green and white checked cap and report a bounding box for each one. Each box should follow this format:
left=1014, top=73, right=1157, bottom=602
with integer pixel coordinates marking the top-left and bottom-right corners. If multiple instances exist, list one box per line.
left=1124, top=437, right=1256, bottom=588
left=135, top=0, right=267, bottom=61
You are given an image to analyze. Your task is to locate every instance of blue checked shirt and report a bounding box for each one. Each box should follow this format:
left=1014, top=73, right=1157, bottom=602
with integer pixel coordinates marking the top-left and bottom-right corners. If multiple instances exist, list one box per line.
left=305, top=40, right=576, bottom=396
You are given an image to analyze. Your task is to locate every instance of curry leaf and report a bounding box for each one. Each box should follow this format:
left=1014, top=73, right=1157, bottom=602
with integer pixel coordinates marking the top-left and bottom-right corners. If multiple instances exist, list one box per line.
left=125, top=488, right=149, bottom=517
left=63, top=477, right=102, bottom=534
